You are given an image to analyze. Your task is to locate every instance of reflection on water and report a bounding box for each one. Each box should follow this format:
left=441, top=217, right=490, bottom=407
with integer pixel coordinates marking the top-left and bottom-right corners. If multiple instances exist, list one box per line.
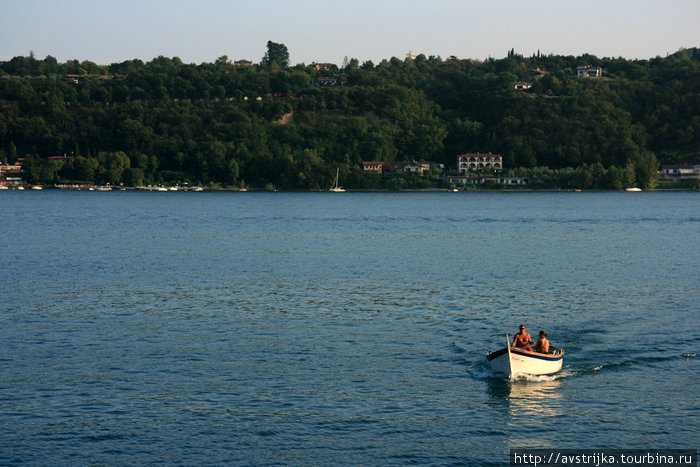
left=507, top=378, right=563, bottom=418
left=487, top=377, right=564, bottom=418
left=487, top=376, right=565, bottom=449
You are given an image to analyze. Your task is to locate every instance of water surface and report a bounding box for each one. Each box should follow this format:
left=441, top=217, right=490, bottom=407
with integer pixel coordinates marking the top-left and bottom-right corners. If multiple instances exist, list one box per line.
left=1, top=190, right=698, bottom=465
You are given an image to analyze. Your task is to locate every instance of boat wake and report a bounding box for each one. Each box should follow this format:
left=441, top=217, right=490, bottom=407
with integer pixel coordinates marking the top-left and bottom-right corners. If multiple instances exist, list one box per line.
left=470, top=360, right=574, bottom=382
left=509, top=371, right=573, bottom=382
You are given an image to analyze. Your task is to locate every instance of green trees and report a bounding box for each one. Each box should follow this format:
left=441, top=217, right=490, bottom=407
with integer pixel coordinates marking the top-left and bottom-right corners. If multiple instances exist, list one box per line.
left=261, top=41, right=289, bottom=68
left=0, top=46, right=698, bottom=189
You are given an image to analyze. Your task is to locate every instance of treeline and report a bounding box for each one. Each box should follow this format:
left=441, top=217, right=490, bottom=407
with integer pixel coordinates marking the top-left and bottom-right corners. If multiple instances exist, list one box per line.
left=1, top=45, right=699, bottom=189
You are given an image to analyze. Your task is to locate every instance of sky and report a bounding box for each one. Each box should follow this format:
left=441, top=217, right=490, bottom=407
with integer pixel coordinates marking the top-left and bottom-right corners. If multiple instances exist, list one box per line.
left=1, top=0, right=699, bottom=66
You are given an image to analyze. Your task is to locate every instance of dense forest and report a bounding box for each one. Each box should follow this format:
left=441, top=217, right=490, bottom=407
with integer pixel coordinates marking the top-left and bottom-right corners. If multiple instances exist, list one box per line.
left=1, top=42, right=699, bottom=189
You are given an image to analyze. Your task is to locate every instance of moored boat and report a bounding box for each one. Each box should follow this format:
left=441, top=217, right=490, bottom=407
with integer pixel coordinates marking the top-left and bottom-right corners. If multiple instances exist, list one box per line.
left=329, top=168, right=345, bottom=192
left=487, top=334, right=564, bottom=378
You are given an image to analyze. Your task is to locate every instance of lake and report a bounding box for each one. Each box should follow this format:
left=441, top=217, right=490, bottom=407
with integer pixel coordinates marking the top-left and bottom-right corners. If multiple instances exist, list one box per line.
left=1, top=190, right=698, bottom=465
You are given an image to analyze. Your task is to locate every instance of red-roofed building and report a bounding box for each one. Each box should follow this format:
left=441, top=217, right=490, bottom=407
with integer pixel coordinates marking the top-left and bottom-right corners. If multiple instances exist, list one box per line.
left=362, top=161, right=384, bottom=173
left=0, top=163, right=22, bottom=187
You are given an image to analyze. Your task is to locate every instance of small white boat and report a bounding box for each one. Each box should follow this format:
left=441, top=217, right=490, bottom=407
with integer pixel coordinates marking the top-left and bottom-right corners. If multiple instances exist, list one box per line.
left=329, top=168, right=345, bottom=192
left=31, top=185, right=43, bottom=190
left=625, top=187, right=642, bottom=192
left=487, top=334, right=564, bottom=378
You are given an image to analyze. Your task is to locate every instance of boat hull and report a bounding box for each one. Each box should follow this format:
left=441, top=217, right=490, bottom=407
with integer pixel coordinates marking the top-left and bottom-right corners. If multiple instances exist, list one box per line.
left=487, top=346, right=564, bottom=377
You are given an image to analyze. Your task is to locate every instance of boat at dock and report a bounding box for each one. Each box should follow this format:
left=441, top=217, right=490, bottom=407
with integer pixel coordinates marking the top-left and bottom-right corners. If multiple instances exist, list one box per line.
left=487, top=334, right=564, bottom=378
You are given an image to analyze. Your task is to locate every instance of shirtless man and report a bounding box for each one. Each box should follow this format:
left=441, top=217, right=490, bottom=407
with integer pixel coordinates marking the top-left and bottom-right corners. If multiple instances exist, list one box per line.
left=534, top=331, right=550, bottom=354
left=512, top=325, right=534, bottom=351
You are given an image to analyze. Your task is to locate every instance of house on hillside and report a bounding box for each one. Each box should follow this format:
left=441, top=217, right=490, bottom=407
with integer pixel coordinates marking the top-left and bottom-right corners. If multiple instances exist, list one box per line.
left=315, top=74, right=347, bottom=86
left=311, top=62, right=336, bottom=71
left=390, top=160, right=443, bottom=175
left=514, top=81, right=532, bottom=90
left=659, top=164, right=700, bottom=180
left=235, top=59, right=253, bottom=67
left=457, top=153, right=502, bottom=173
left=402, top=161, right=430, bottom=175
left=362, top=161, right=384, bottom=173
left=577, top=65, right=602, bottom=77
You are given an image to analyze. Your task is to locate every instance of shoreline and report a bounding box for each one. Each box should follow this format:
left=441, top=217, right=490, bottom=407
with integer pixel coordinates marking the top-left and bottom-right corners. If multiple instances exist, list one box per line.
left=5, top=185, right=697, bottom=193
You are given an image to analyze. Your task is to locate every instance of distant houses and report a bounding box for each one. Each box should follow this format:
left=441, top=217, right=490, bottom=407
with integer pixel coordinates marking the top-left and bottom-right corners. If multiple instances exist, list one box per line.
left=394, top=160, right=445, bottom=175
left=358, top=154, right=699, bottom=188
left=311, top=62, right=336, bottom=71
left=359, top=152, right=528, bottom=187
left=448, top=175, right=528, bottom=187
left=315, top=75, right=348, bottom=86
left=400, top=161, right=430, bottom=175
left=457, top=153, right=502, bottom=173
left=0, top=162, right=23, bottom=187
left=449, top=153, right=527, bottom=186
left=362, top=161, right=384, bottom=173
left=659, top=164, right=700, bottom=180
left=361, top=153, right=502, bottom=176
left=529, top=68, right=548, bottom=78
left=577, top=65, right=602, bottom=77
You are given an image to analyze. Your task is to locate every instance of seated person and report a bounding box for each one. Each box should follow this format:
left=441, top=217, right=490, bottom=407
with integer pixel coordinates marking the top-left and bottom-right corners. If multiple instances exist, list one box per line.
left=534, top=331, right=550, bottom=354
left=512, top=325, right=534, bottom=351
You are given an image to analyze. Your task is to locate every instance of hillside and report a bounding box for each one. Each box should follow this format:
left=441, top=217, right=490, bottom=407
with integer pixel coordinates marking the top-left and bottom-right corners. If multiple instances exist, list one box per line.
left=1, top=45, right=699, bottom=189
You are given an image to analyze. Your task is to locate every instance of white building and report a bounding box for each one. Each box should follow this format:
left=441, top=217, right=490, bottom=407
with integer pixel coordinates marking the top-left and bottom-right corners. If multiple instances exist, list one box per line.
left=457, top=153, right=502, bottom=174
left=659, top=165, right=700, bottom=180
left=577, top=66, right=602, bottom=77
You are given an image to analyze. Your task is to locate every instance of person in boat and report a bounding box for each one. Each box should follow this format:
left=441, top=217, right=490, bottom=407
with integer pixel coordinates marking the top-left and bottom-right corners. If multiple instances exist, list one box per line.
left=534, top=330, right=550, bottom=354
left=512, top=325, right=534, bottom=351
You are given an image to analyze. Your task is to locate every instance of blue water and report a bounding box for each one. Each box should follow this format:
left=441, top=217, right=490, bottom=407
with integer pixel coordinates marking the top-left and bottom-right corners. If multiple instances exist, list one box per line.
left=1, top=190, right=698, bottom=465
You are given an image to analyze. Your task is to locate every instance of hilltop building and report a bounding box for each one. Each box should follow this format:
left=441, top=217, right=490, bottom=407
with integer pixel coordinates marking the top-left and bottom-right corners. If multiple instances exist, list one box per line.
left=577, top=66, right=602, bottom=77
left=311, top=62, right=336, bottom=71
